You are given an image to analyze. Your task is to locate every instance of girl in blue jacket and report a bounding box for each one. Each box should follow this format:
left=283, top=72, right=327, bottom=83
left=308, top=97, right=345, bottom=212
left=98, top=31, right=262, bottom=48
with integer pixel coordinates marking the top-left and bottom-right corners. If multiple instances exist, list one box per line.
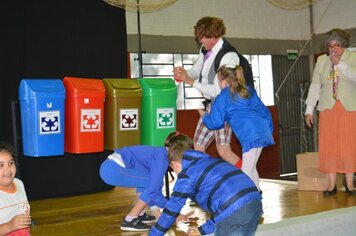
left=201, top=64, right=275, bottom=191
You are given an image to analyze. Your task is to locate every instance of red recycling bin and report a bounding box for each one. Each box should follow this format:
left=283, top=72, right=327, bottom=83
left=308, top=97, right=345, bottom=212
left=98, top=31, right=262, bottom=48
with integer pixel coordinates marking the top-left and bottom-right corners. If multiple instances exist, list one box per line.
left=63, top=77, right=105, bottom=153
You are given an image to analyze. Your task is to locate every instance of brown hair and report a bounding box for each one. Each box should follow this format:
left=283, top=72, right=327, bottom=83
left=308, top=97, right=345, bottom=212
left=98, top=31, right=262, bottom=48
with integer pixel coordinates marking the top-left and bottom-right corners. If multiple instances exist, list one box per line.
left=0, top=142, right=16, bottom=158
left=164, top=132, right=193, bottom=163
left=218, top=65, right=251, bottom=99
left=0, top=142, right=17, bottom=166
left=194, top=16, right=226, bottom=39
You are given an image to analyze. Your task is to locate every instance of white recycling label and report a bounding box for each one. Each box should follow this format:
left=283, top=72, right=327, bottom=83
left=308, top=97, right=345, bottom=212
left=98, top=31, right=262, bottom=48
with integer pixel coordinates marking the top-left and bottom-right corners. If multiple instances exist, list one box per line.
left=81, top=109, right=101, bottom=132
left=120, top=109, right=138, bottom=131
left=39, top=110, right=61, bottom=134
left=157, top=108, right=174, bottom=129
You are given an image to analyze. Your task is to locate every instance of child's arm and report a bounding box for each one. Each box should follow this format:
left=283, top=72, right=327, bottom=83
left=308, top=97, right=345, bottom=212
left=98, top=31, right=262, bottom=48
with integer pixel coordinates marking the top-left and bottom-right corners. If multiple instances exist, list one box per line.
left=149, top=178, right=193, bottom=235
left=197, top=109, right=205, bottom=117
left=0, top=214, right=31, bottom=235
left=202, top=93, right=227, bottom=130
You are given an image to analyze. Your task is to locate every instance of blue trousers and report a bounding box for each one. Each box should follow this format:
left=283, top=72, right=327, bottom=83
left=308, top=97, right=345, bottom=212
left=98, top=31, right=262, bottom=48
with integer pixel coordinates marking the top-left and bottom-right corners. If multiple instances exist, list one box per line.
left=99, top=158, right=149, bottom=194
left=215, top=199, right=262, bottom=236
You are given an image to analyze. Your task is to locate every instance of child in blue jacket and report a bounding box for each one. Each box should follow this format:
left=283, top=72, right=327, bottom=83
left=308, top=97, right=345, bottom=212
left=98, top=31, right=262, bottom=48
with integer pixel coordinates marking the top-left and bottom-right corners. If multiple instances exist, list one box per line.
left=150, top=134, right=262, bottom=236
left=99, top=132, right=192, bottom=232
left=200, top=64, right=275, bottom=192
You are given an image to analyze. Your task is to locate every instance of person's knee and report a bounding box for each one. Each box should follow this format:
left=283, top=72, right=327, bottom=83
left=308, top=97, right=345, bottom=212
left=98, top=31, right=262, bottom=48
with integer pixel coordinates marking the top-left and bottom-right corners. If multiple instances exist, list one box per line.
left=99, top=166, right=113, bottom=186
left=194, top=143, right=206, bottom=152
left=216, top=145, right=231, bottom=158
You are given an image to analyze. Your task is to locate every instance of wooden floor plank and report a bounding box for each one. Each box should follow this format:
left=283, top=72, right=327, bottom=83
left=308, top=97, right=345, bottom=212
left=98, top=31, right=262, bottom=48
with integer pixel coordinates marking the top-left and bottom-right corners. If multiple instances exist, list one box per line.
left=28, top=179, right=356, bottom=235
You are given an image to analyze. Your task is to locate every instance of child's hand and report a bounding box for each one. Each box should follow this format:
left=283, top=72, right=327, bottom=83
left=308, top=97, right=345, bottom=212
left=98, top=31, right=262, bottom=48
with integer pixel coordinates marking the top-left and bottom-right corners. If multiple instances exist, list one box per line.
left=187, top=226, right=201, bottom=235
left=176, top=210, right=194, bottom=223
left=197, top=109, right=205, bottom=117
left=176, top=214, right=189, bottom=223
left=9, top=214, right=31, bottom=231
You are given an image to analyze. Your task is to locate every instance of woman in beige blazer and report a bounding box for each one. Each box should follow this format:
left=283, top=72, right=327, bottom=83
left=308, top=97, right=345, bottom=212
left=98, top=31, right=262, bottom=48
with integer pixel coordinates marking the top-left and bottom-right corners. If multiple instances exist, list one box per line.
left=305, top=28, right=356, bottom=196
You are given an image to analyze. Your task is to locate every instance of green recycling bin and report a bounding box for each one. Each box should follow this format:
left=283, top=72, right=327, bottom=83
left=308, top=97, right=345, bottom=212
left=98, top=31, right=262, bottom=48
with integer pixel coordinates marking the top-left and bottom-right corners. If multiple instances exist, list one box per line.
left=103, top=78, right=142, bottom=150
left=140, top=78, right=177, bottom=146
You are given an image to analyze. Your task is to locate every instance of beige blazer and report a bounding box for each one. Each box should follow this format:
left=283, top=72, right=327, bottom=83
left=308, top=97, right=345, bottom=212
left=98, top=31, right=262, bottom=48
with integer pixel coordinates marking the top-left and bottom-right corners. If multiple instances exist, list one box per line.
left=305, top=49, right=356, bottom=114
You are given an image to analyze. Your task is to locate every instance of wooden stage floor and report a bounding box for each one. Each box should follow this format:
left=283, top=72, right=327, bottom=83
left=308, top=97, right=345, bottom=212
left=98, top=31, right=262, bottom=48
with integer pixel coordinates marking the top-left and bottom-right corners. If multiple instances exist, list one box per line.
left=28, top=178, right=356, bottom=236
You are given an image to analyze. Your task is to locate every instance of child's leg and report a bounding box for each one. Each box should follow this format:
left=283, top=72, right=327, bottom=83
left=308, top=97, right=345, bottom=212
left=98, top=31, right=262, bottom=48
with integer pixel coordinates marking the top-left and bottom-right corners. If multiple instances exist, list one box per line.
left=100, top=159, right=153, bottom=223
left=215, top=124, right=241, bottom=165
left=99, top=158, right=149, bottom=188
left=126, top=198, right=148, bottom=219
left=193, top=117, right=215, bottom=153
left=243, top=199, right=263, bottom=236
left=214, top=199, right=262, bottom=236
left=241, top=147, right=263, bottom=190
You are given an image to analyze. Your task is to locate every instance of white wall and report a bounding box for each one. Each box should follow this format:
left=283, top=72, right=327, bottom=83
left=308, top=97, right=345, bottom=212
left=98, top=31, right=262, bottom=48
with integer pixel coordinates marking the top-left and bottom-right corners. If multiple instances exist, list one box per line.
left=313, top=0, right=356, bottom=34
left=125, top=0, right=356, bottom=40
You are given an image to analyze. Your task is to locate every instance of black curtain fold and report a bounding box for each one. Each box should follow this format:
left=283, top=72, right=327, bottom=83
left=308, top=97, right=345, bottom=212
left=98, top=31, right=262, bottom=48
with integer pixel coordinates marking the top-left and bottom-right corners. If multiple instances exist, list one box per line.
left=1, top=0, right=127, bottom=143
left=0, top=0, right=128, bottom=199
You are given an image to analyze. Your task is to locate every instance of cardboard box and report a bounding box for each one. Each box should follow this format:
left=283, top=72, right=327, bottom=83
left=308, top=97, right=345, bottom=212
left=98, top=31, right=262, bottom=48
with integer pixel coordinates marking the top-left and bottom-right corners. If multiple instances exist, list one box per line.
left=296, top=152, right=343, bottom=191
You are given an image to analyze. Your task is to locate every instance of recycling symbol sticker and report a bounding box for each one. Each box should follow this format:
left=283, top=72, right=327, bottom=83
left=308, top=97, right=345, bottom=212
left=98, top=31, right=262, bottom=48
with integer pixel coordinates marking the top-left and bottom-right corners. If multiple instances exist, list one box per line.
left=81, top=109, right=101, bottom=132
left=39, top=111, right=61, bottom=134
left=157, top=108, right=174, bottom=129
left=120, top=109, right=138, bottom=131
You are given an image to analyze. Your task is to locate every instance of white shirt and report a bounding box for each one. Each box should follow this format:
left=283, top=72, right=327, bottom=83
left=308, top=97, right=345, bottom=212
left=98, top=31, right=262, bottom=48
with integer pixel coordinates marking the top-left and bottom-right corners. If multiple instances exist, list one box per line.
left=0, top=178, right=30, bottom=224
left=187, top=38, right=240, bottom=99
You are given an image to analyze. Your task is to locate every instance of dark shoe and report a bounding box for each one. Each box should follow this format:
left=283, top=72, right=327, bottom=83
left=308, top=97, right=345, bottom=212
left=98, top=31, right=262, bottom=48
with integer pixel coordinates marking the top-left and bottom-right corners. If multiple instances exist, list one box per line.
left=138, top=213, right=156, bottom=224
left=323, top=186, right=337, bottom=197
left=120, top=218, right=151, bottom=231
left=345, top=186, right=356, bottom=196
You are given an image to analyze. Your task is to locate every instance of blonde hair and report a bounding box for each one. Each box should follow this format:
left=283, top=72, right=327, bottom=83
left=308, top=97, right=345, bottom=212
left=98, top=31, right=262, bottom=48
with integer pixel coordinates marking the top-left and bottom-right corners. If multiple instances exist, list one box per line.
left=164, top=132, right=193, bottom=163
left=218, top=65, right=250, bottom=99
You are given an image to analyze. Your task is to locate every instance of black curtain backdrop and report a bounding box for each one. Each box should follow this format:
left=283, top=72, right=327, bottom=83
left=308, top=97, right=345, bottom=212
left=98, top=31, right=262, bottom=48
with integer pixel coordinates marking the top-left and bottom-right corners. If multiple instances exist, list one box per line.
left=0, top=0, right=128, bottom=199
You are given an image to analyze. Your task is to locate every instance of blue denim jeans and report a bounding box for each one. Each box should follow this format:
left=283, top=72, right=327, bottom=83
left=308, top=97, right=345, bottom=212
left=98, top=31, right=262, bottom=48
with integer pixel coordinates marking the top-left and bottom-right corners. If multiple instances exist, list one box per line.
left=214, top=199, right=262, bottom=236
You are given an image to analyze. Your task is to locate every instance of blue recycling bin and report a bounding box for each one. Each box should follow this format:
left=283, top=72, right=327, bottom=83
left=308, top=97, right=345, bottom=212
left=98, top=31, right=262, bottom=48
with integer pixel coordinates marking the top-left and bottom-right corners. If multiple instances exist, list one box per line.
left=19, top=79, right=66, bottom=157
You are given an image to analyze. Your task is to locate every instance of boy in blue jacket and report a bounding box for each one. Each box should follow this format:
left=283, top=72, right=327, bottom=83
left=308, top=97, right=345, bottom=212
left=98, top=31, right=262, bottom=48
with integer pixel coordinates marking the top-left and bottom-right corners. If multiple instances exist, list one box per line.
left=99, top=132, right=192, bottom=232
left=150, top=134, right=262, bottom=236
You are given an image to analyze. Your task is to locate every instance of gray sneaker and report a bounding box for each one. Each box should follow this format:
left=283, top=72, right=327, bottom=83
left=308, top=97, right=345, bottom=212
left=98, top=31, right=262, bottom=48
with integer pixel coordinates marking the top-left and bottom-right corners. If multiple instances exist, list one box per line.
left=120, top=218, right=151, bottom=231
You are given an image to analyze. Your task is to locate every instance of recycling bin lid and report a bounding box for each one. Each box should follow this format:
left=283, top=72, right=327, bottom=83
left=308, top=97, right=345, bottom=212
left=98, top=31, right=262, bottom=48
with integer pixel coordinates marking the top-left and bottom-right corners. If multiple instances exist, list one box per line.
left=63, top=77, right=105, bottom=98
left=103, top=78, right=142, bottom=98
left=140, top=78, right=176, bottom=96
left=19, top=79, right=65, bottom=100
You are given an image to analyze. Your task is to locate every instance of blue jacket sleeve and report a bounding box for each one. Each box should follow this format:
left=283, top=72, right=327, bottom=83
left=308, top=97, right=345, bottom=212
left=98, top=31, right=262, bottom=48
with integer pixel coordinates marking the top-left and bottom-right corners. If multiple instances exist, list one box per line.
left=199, top=219, right=216, bottom=235
left=116, top=146, right=168, bottom=209
left=202, top=92, right=227, bottom=130
left=140, top=150, right=168, bottom=208
left=149, top=177, right=194, bottom=235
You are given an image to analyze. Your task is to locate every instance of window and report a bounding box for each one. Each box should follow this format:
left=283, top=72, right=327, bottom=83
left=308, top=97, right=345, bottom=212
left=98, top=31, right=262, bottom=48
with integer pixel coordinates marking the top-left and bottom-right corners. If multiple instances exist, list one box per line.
left=130, top=53, right=274, bottom=109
